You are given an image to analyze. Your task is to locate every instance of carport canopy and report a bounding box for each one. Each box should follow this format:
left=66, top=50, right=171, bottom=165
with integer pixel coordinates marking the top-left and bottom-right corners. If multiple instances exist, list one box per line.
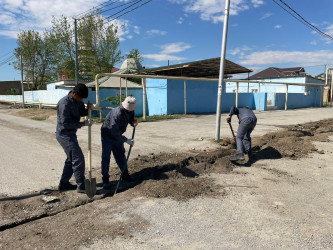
left=144, top=57, right=252, bottom=78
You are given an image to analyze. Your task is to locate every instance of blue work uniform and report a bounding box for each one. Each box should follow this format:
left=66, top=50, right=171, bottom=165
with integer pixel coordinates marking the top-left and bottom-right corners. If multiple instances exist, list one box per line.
left=56, top=92, right=87, bottom=189
left=229, top=106, right=257, bottom=155
left=101, top=105, right=134, bottom=178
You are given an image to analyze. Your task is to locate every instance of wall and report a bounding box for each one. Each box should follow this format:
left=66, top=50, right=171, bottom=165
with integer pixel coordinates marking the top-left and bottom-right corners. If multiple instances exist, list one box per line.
left=0, top=81, right=23, bottom=95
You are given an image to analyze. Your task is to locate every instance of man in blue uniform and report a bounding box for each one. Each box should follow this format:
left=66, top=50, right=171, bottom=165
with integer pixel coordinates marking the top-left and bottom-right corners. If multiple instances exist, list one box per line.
left=101, top=96, right=138, bottom=189
left=56, top=83, right=92, bottom=193
left=227, top=106, right=257, bottom=161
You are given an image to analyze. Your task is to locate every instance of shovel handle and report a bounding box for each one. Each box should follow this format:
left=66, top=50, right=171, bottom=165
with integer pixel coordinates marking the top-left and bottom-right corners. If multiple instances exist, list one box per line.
left=88, top=108, right=92, bottom=180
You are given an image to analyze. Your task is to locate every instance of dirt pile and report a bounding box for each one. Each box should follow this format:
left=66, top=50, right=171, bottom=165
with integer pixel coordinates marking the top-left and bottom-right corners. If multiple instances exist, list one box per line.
left=1, top=118, right=333, bottom=234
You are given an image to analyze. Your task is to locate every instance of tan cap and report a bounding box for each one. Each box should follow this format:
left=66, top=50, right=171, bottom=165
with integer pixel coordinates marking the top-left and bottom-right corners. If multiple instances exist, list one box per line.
left=122, top=96, right=136, bottom=111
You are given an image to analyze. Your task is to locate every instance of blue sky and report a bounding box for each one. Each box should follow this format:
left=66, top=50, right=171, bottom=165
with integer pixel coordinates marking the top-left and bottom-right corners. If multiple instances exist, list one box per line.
left=0, top=0, right=333, bottom=81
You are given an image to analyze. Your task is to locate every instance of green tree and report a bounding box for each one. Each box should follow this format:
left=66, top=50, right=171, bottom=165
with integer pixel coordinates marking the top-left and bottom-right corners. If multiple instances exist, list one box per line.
left=103, top=93, right=133, bottom=106
left=126, top=48, right=143, bottom=64
left=13, top=30, right=57, bottom=90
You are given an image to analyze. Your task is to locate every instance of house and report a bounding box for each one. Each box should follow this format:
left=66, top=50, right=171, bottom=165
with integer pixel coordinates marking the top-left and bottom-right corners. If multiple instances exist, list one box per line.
left=226, top=67, right=324, bottom=110
left=0, top=81, right=28, bottom=95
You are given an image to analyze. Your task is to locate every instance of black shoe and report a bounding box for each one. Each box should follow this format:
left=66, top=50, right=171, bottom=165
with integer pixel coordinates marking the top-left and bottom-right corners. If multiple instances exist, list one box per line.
left=122, top=172, right=135, bottom=182
left=102, top=176, right=112, bottom=190
left=58, top=181, right=77, bottom=191
left=230, top=153, right=245, bottom=162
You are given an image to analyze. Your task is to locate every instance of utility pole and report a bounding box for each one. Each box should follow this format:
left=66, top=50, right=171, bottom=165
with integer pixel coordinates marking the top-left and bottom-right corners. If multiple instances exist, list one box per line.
left=215, top=0, right=230, bottom=140
left=19, top=48, right=25, bottom=108
left=74, top=18, right=79, bottom=85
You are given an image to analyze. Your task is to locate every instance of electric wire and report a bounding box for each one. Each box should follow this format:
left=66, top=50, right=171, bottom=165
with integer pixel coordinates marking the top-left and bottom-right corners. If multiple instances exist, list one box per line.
left=272, top=0, right=333, bottom=40
left=74, top=0, right=121, bottom=19
left=102, top=0, right=152, bottom=26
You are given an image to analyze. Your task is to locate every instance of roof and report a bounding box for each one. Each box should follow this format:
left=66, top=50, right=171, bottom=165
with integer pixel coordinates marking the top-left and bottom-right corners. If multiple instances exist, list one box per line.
left=249, top=67, right=306, bottom=79
left=144, top=57, right=252, bottom=78
left=86, top=76, right=141, bottom=88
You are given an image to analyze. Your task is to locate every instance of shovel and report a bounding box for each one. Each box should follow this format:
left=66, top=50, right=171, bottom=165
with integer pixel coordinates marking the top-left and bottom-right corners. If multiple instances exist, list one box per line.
left=114, top=126, right=136, bottom=195
left=85, top=108, right=96, bottom=198
left=228, top=122, right=236, bottom=142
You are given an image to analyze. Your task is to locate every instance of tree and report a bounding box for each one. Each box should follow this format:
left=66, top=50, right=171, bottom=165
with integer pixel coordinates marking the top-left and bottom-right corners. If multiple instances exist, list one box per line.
left=126, top=48, right=143, bottom=64
left=13, top=30, right=57, bottom=89
left=51, top=14, right=123, bottom=81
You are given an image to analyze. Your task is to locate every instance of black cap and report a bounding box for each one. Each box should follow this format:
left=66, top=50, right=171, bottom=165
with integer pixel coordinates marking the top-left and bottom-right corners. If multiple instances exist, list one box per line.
left=73, top=83, right=88, bottom=98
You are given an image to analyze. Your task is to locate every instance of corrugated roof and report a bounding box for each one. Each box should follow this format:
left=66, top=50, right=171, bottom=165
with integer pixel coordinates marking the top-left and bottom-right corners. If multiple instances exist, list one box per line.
left=86, top=76, right=141, bottom=88
left=144, top=57, right=251, bottom=78
left=249, top=67, right=306, bottom=79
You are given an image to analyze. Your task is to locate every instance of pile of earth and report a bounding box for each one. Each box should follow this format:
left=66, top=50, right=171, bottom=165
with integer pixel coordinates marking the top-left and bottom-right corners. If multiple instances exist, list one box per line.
left=1, top=118, right=333, bottom=232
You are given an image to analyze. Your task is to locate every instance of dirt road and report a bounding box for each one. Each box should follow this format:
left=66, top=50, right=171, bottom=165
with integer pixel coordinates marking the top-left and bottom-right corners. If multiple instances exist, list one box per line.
left=0, top=104, right=333, bottom=249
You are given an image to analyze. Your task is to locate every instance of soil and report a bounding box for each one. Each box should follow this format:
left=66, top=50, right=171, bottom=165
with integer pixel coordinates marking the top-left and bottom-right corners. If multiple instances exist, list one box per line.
left=1, top=115, right=333, bottom=248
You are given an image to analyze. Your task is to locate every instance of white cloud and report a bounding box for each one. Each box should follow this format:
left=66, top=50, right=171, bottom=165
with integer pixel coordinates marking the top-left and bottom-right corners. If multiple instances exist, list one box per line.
left=146, top=29, right=167, bottom=36
left=229, top=46, right=252, bottom=55
left=252, top=0, right=264, bottom=8
left=160, top=42, right=191, bottom=54
left=143, top=54, right=185, bottom=62
left=0, top=0, right=132, bottom=39
left=133, top=25, right=140, bottom=35
left=274, top=25, right=282, bottom=29
left=260, top=13, right=272, bottom=20
left=178, top=17, right=184, bottom=24
left=239, top=50, right=333, bottom=66
left=169, top=0, right=264, bottom=23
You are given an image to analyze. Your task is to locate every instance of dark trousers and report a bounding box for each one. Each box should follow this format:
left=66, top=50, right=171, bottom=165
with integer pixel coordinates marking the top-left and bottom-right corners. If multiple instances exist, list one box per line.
left=101, top=132, right=127, bottom=179
left=236, top=119, right=257, bottom=155
left=56, top=133, right=85, bottom=188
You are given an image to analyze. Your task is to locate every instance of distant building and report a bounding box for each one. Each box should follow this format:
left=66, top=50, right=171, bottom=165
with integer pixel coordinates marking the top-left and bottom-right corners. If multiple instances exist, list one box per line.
left=0, top=81, right=28, bottom=95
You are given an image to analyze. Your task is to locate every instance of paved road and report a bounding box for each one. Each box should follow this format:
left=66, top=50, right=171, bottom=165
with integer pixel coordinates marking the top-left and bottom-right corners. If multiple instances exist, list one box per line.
left=1, top=107, right=333, bottom=196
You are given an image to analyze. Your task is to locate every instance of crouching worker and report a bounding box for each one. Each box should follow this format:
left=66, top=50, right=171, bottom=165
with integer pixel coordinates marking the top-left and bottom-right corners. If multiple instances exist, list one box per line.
left=101, top=96, right=138, bottom=189
left=56, top=83, right=92, bottom=193
left=227, top=106, right=257, bottom=161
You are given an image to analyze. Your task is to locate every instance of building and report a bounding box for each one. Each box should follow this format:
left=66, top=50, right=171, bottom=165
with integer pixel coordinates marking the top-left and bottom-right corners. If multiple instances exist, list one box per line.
left=0, top=81, right=28, bottom=95
left=226, top=67, right=324, bottom=110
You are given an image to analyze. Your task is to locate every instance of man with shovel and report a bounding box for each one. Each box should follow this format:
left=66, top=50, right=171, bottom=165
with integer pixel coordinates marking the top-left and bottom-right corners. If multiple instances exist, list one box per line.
left=56, top=83, right=92, bottom=194
left=101, top=96, right=138, bottom=189
left=227, top=106, right=257, bottom=161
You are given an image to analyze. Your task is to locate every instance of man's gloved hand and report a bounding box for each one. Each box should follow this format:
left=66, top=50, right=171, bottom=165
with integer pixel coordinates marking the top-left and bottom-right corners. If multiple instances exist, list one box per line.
left=226, top=116, right=231, bottom=123
left=84, top=119, right=93, bottom=126
left=126, top=139, right=134, bottom=147
left=132, top=119, right=138, bottom=127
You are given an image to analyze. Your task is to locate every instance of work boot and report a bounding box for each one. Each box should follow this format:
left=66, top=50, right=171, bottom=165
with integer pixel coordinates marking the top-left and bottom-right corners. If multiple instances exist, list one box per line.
left=58, top=181, right=77, bottom=191
left=122, top=171, right=135, bottom=182
left=76, top=184, right=85, bottom=194
left=230, top=153, right=245, bottom=162
left=246, top=150, right=254, bottom=159
left=102, top=176, right=112, bottom=190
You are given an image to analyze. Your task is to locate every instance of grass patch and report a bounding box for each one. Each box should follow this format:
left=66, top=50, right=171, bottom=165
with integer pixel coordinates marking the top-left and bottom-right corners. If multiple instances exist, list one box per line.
left=31, top=117, right=46, bottom=121
left=137, top=114, right=189, bottom=122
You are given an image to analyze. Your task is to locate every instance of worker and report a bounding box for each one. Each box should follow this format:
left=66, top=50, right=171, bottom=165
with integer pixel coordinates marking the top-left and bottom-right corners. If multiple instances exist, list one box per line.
left=56, top=83, right=92, bottom=193
left=227, top=106, right=257, bottom=161
left=101, top=96, right=138, bottom=189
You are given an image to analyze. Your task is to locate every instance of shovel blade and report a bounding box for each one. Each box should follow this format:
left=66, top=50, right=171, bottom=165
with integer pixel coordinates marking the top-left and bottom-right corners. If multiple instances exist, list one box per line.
left=85, top=178, right=96, bottom=198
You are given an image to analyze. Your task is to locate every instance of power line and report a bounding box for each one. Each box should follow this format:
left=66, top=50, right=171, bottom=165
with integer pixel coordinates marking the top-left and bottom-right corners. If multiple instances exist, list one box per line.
left=0, top=55, right=15, bottom=67
left=0, top=50, right=14, bottom=59
left=74, top=0, right=121, bottom=19
left=103, top=0, right=152, bottom=26
left=103, top=0, right=144, bottom=22
left=272, top=0, right=333, bottom=40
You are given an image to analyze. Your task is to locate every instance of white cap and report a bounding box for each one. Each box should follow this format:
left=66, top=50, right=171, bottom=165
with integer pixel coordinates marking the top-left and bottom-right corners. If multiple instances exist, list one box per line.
left=122, top=96, right=136, bottom=111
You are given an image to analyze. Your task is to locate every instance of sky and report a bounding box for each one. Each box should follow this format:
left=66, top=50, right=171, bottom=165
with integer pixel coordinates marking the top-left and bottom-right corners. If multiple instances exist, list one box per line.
left=0, top=0, right=333, bottom=81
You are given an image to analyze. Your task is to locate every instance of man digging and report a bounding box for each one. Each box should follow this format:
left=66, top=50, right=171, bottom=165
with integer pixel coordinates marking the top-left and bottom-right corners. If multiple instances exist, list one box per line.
left=227, top=106, right=257, bottom=162
left=56, top=83, right=92, bottom=194
left=101, top=96, right=138, bottom=189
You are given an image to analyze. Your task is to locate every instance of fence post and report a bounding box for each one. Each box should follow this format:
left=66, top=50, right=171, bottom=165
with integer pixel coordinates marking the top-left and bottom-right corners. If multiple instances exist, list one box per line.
left=184, top=80, right=187, bottom=115
left=258, top=83, right=261, bottom=112
left=142, top=78, right=146, bottom=120
left=285, top=84, right=288, bottom=110
left=236, top=82, right=239, bottom=108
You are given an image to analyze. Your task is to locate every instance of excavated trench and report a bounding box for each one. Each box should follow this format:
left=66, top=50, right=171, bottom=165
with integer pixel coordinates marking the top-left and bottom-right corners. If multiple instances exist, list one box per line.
left=1, top=118, right=333, bottom=232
